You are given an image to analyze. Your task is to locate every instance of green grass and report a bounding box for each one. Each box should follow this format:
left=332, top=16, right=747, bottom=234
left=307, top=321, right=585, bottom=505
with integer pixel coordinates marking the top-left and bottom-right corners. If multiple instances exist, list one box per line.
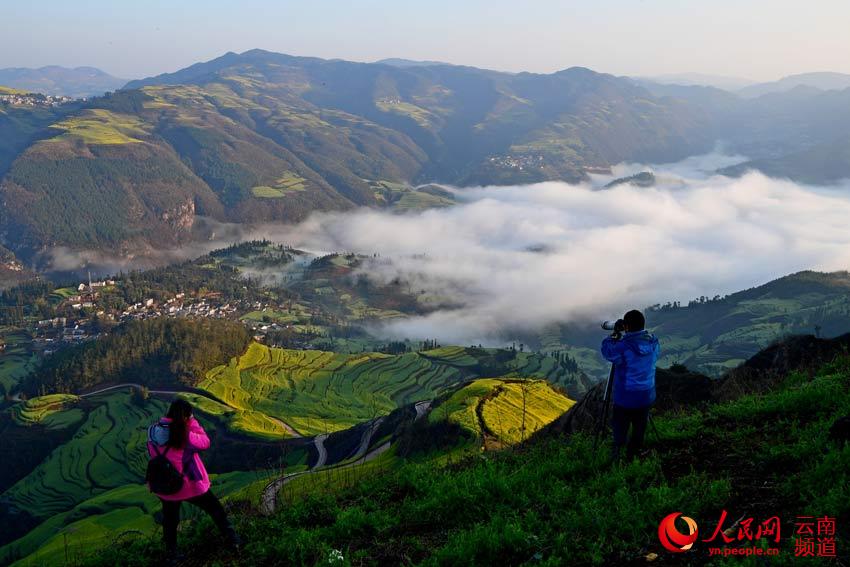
left=0, top=329, right=37, bottom=392
left=47, top=109, right=147, bottom=145
left=82, top=356, right=850, bottom=567
left=48, top=287, right=78, bottom=303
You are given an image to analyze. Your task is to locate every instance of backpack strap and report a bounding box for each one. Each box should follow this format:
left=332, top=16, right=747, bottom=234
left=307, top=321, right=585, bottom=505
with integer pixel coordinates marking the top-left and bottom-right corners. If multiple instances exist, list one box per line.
left=151, top=443, right=170, bottom=457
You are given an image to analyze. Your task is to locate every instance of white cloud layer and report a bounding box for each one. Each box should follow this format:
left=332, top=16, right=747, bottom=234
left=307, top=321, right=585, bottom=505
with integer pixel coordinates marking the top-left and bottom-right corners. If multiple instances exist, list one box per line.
left=272, top=159, right=850, bottom=344
left=43, top=153, right=850, bottom=345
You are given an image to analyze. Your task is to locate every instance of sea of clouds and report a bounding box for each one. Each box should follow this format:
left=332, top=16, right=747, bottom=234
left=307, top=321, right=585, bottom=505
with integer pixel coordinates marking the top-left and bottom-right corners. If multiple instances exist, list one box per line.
left=46, top=152, right=850, bottom=344
left=272, top=153, right=850, bottom=343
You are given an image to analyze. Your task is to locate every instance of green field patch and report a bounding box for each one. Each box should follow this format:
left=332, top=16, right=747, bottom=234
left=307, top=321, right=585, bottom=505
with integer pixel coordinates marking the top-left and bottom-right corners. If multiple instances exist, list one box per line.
left=375, top=100, right=436, bottom=129
left=10, top=394, right=84, bottom=431
left=176, top=392, right=288, bottom=441
left=0, top=86, right=28, bottom=95
left=47, top=109, right=147, bottom=145
left=49, top=286, right=79, bottom=303
left=251, top=172, right=307, bottom=198
left=434, top=378, right=574, bottom=446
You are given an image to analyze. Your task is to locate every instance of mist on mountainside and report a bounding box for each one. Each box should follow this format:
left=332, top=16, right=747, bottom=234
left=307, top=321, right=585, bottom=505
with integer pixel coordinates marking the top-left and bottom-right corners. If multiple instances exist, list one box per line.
left=268, top=154, right=850, bottom=344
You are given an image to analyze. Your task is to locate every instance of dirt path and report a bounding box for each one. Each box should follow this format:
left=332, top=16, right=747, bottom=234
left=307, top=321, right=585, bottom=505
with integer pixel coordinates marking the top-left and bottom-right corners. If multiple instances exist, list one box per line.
left=258, top=434, right=392, bottom=515
left=414, top=400, right=431, bottom=420
left=259, top=405, right=416, bottom=515
left=353, top=417, right=385, bottom=460
left=313, top=433, right=328, bottom=468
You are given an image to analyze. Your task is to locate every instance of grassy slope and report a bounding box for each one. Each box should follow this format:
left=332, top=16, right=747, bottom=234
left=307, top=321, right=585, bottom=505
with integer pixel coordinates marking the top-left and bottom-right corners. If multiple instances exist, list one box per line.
left=5, top=471, right=259, bottom=567
left=84, top=356, right=850, bottom=566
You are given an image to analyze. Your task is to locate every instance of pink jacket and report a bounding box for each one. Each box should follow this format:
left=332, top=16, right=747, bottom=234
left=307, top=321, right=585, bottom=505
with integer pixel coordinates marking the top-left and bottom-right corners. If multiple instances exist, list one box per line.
left=147, top=416, right=211, bottom=501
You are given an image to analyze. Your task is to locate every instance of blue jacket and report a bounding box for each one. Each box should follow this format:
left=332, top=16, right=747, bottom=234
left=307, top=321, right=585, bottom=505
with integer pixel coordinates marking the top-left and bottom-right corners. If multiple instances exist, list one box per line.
left=601, top=330, right=659, bottom=408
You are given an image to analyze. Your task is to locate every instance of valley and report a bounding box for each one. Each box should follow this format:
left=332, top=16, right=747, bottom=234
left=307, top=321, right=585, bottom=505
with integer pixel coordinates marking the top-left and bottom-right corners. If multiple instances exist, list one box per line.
left=2, top=21, right=850, bottom=564
left=2, top=236, right=850, bottom=565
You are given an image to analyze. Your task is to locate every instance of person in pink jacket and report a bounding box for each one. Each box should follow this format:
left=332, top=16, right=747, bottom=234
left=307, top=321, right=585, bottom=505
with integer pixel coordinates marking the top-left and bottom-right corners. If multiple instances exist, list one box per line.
left=147, top=399, right=239, bottom=556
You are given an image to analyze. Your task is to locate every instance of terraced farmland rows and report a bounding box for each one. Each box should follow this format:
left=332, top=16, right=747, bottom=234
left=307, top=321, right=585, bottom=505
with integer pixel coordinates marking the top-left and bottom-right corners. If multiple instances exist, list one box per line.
left=199, top=343, right=582, bottom=436
left=2, top=471, right=258, bottom=567
left=479, top=381, right=575, bottom=445
left=2, top=392, right=166, bottom=520
left=435, top=378, right=574, bottom=446
left=10, top=394, right=82, bottom=429
left=199, top=344, right=469, bottom=435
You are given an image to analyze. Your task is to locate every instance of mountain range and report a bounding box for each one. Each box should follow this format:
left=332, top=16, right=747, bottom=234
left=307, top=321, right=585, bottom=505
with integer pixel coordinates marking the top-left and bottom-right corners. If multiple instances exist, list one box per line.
left=0, top=66, right=126, bottom=99
left=2, top=50, right=850, bottom=262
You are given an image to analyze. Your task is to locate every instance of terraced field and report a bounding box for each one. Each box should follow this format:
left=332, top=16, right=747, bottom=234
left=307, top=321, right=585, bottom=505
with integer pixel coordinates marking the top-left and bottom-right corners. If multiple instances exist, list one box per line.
left=198, top=343, right=581, bottom=436
left=2, top=471, right=258, bottom=567
left=10, top=394, right=83, bottom=430
left=1, top=391, right=167, bottom=520
left=433, top=378, right=574, bottom=446
left=176, top=392, right=289, bottom=440
left=47, top=109, right=147, bottom=145
left=250, top=172, right=308, bottom=198
left=199, top=343, right=463, bottom=435
left=480, top=380, right=575, bottom=445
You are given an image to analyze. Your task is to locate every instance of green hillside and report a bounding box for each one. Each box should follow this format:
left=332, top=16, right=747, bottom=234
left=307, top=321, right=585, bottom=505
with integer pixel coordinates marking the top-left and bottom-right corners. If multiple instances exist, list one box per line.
left=79, top=347, right=850, bottom=566
left=0, top=49, right=721, bottom=257
left=550, top=270, right=850, bottom=379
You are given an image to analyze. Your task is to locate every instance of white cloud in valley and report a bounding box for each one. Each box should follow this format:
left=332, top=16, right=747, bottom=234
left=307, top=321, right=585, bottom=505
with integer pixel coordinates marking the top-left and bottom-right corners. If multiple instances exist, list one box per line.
left=271, top=156, right=850, bottom=343
left=44, top=153, right=850, bottom=345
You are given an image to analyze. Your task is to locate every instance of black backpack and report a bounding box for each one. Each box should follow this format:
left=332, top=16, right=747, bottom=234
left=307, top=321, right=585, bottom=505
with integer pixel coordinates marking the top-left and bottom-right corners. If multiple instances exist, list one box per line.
left=146, top=445, right=184, bottom=495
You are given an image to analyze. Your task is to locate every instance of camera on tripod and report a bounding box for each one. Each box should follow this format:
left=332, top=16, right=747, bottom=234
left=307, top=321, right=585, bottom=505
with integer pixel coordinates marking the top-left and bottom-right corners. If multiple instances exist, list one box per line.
left=601, top=319, right=625, bottom=338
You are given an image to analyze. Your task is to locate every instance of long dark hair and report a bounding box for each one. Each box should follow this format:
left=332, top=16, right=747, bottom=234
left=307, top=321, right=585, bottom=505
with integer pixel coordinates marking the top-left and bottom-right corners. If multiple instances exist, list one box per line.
left=166, top=399, right=193, bottom=448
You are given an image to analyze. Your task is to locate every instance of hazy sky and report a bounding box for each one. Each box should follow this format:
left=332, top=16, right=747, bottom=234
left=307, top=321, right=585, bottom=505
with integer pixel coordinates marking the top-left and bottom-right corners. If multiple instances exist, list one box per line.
left=3, top=0, right=849, bottom=81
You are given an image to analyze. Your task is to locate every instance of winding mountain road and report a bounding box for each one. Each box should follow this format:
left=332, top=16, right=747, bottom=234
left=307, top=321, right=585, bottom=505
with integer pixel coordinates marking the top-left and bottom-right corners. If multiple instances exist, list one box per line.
left=313, top=434, right=329, bottom=468
left=259, top=403, right=423, bottom=515
left=414, top=400, right=431, bottom=420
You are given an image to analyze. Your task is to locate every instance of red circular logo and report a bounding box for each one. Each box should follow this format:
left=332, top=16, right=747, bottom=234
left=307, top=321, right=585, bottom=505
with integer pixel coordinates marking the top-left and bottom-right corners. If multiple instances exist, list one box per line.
left=658, top=512, right=699, bottom=553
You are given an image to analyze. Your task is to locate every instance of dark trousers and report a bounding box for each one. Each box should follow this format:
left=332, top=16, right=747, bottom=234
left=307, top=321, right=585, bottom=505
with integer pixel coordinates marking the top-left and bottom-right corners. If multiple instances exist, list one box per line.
left=611, top=404, right=651, bottom=459
left=161, top=490, right=231, bottom=551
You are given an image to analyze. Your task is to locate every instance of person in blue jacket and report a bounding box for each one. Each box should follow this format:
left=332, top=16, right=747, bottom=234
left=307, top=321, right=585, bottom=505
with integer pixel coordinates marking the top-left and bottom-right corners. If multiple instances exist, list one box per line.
left=601, top=309, right=659, bottom=461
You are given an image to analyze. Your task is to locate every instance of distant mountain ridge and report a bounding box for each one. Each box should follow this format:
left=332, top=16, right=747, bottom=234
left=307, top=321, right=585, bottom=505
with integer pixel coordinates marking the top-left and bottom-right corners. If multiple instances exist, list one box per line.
left=737, top=71, right=850, bottom=98
left=0, top=66, right=126, bottom=98
left=4, top=50, right=850, bottom=259
left=0, top=49, right=718, bottom=260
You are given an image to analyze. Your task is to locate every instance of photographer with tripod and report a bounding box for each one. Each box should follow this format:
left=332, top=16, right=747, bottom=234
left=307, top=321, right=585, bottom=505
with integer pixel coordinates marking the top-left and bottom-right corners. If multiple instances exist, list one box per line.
left=600, top=310, right=659, bottom=462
